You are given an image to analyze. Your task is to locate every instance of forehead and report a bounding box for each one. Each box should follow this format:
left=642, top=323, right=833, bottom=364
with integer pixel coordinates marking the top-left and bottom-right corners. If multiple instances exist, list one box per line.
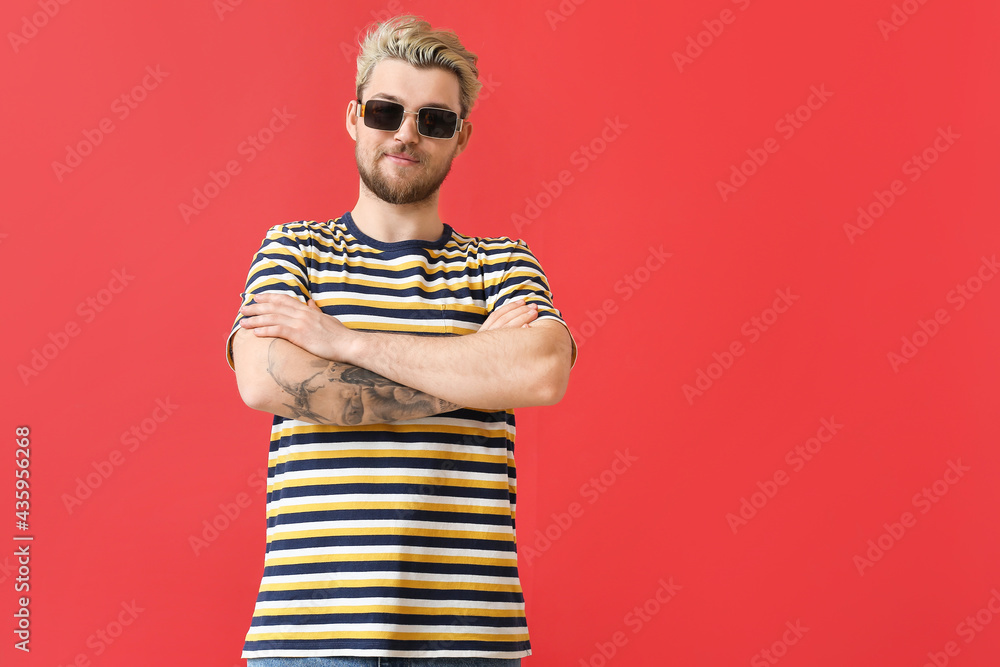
left=364, top=59, right=462, bottom=111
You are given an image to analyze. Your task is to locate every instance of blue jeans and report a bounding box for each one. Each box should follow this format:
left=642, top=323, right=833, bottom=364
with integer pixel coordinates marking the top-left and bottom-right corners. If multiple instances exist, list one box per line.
left=247, top=659, right=521, bottom=667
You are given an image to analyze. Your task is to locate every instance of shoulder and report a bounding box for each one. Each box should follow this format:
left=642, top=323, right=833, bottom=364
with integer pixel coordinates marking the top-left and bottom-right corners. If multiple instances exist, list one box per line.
left=263, top=219, right=338, bottom=240
left=445, top=229, right=533, bottom=260
left=255, top=218, right=354, bottom=253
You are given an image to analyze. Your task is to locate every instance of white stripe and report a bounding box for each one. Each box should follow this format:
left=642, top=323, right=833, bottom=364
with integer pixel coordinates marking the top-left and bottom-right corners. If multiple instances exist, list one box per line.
left=267, top=519, right=513, bottom=536
left=259, top=570, right=521, bottom=586
left=252, top=597, right=523, bottom=611
left=266, top=493, right=513, bottom=511
left=268, top=467, right=512, bottom=484
left=246, top=623, right=526, bottom=636
left=263, top=544, right=517, bottom=563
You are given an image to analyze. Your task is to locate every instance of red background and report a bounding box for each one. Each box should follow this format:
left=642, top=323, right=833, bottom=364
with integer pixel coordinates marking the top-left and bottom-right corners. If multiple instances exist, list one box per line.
left=4, top=0, right=1000, bottom=665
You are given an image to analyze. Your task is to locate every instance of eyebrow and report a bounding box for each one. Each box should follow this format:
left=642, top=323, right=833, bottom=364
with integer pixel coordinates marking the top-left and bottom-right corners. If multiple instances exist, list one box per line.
left=368, top=92, right=457, bottom=112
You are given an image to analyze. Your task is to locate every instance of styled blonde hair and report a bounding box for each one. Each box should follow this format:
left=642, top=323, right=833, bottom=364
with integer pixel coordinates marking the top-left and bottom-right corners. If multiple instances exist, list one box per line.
left=355, top=15, right=482, bottom=119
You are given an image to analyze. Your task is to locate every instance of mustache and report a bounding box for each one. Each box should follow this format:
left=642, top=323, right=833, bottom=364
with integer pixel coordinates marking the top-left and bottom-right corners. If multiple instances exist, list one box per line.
left=381, top=149, right=421, bottom=162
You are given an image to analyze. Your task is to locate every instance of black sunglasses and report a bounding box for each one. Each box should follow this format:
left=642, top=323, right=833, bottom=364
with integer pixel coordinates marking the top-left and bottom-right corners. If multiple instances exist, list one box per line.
left=357, top=99, right=463, bottom=139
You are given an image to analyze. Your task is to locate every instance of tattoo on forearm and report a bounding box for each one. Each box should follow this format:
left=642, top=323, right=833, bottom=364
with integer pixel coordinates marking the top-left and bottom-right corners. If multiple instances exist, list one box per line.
left=265, top=339, right=460, bottom=424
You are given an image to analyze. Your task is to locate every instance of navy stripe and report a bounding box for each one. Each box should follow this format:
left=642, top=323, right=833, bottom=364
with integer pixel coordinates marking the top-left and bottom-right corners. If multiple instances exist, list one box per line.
left=250, top=612, right=527, bottom=628
left=267, top=482, right=512, bottom=503
left=244, top=638, right=531, bottom=653
left=255, top=586, right=525, bottom=604
left=266, top=508, right=514, bottom=528
left=261, top=560, right=520, bottom=578
left=264, top=533, right=518, bottom=553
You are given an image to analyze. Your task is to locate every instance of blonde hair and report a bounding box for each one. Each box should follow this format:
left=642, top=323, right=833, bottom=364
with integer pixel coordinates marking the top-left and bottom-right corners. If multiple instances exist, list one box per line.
left=355, top=15, right=482, bottom=119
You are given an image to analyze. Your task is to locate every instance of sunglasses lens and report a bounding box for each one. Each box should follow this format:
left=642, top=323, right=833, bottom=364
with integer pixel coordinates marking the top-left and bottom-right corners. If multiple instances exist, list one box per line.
left=362, top=100, right=459, bottom=138
left=418, top=108, right=458, bottom=139
left=364, top=100, right=404, bottom=131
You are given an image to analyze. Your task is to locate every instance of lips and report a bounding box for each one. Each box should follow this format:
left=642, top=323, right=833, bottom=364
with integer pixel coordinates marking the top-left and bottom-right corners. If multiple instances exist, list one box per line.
left=384, top=151, right=419, bottom=164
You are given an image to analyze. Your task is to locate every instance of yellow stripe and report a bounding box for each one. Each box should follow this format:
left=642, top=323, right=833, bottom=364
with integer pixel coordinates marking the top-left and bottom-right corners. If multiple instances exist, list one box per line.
left=258, top=578, right=523, bottom=593
left=310, top=297, right=487, bottom=314
left=300, top=254, right=523, bottom=273
left=263, top=552, right=517, bottom=567
left=270, top=448, right=508, bottom=466
left=253, top=605, right=525, bottom=618
left=265, top=501, right=512, bottom=520
left=265, top=526, right=513, bottom=544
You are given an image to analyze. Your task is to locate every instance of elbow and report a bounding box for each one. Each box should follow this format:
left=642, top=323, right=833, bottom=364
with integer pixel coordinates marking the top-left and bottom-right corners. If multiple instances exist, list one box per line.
left=238, top=385, right=266, bottom=413
left=530, top=350, right=572, bottom=406
left=538, top=366, right=570, bottom=406
left=525, top=325, right=573, bottom=406
left=235, top=371, right=276, bottom=413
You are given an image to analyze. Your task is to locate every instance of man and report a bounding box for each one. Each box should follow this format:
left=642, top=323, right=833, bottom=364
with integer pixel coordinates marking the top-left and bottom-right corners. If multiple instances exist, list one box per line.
left=227, top=14, right=576, bottom=666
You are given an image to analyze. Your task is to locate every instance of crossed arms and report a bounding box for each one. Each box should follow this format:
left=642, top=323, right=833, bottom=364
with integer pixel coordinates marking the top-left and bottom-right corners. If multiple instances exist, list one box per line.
left=232, top=294, right=574, bottom=426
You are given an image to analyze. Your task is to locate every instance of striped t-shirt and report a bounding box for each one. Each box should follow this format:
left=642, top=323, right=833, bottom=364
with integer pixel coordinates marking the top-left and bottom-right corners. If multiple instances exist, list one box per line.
left=226, top=212, right=575, bottom=659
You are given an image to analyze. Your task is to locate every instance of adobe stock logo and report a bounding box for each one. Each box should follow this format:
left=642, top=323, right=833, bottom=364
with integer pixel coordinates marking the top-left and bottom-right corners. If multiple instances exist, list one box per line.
left=887, top=254, right=997, bottom=372
left=545, top=0, right=586, bottom=31
left=717, top=85, right=833, bottom=202
left=18, top=268, right=136, bottom=385
left=672, top=0, right=753, bottom=73
left=750, top=620, right=809, bottom=667
left=520, top=449, right=638, bottom=566
left=683, top=288, right=799, bottom=404
left=8, top=0, right=71, bottom=54
left=55, top=600, right=144, bottom=665
left=213, top=0, right=244, bottom=20
left=512, top=117, right=628, bottom=234
left=188, top=468, right=268, bottom=555
left=844, top=127, right=960, bottom=243
left=877, top=0, right=932, bottom=40
left=179, top=106, right=296, bottom=223
left=853, top=459, right=970, bottom=576
left=923, top=588, right=1000, bottom=667
left=726, top=417, right=844, bottom=534
left=51, top=66, right=170, bottom=182
left=578, top=577, right=682, bottom=667
left=61, top=397, right=179, bottom=514
left=568, top=245, right=671, bottom=349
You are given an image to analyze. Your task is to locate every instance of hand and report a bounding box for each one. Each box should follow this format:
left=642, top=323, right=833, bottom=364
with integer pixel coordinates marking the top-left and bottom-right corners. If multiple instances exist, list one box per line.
left=478, top=298, right=539, bottom=333
left=239, top=292, right=355, bottom=361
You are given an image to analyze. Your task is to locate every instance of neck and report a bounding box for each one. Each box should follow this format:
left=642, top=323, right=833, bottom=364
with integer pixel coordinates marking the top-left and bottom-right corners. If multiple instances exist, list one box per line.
left=350, top=186, right=445, bottom=243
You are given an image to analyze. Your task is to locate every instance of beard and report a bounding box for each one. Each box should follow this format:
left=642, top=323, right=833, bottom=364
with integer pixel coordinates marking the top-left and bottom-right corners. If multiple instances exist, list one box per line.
left=356, top=143, right=456, bottom=206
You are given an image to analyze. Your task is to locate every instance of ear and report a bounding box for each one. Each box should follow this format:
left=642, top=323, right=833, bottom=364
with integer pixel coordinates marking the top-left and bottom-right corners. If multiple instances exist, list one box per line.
left=453, top=120, right=472, bottom=157
left=346, top=99, right=359, bottom=141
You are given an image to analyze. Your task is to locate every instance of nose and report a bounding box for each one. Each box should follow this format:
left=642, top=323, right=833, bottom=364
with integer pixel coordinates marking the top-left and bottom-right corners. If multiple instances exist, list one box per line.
left=394, top=112, right=420, bottom=143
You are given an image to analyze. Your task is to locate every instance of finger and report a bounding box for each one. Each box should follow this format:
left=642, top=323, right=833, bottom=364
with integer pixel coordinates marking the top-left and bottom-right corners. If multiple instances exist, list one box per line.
left=240, top=313, right=298, bottom=330
left=484, top=298, right=525, bottom=320
left=250, top=325, right=289, bottom=339
left=239, top=314, right=272, bottom=329
left=487, top=304, right=538, bottom=331
left=497, top=308, right=539, bottom=330
left=482, top=302, right=537, bottom=331
left=251, top=291, right=299, bottom=302
left=241, top=296, right=308, bottom=317
left=480, top=299, right=529, bottom=331
left=248, top=292, right=309, bottom=310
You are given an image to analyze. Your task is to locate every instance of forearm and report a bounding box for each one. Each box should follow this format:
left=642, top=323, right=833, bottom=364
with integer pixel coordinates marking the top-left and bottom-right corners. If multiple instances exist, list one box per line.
left=232, top=329, right=460, bottom=425
left=343, top=321, right=573, bottom=410
left=236, top=292, right=568, bottom=412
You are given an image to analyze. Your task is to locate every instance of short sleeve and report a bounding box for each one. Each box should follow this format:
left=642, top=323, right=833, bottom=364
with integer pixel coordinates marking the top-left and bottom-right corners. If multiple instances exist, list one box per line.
left=485, top=239, right=578, bottom=368
left=225, top=224, right=312, bottom=370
